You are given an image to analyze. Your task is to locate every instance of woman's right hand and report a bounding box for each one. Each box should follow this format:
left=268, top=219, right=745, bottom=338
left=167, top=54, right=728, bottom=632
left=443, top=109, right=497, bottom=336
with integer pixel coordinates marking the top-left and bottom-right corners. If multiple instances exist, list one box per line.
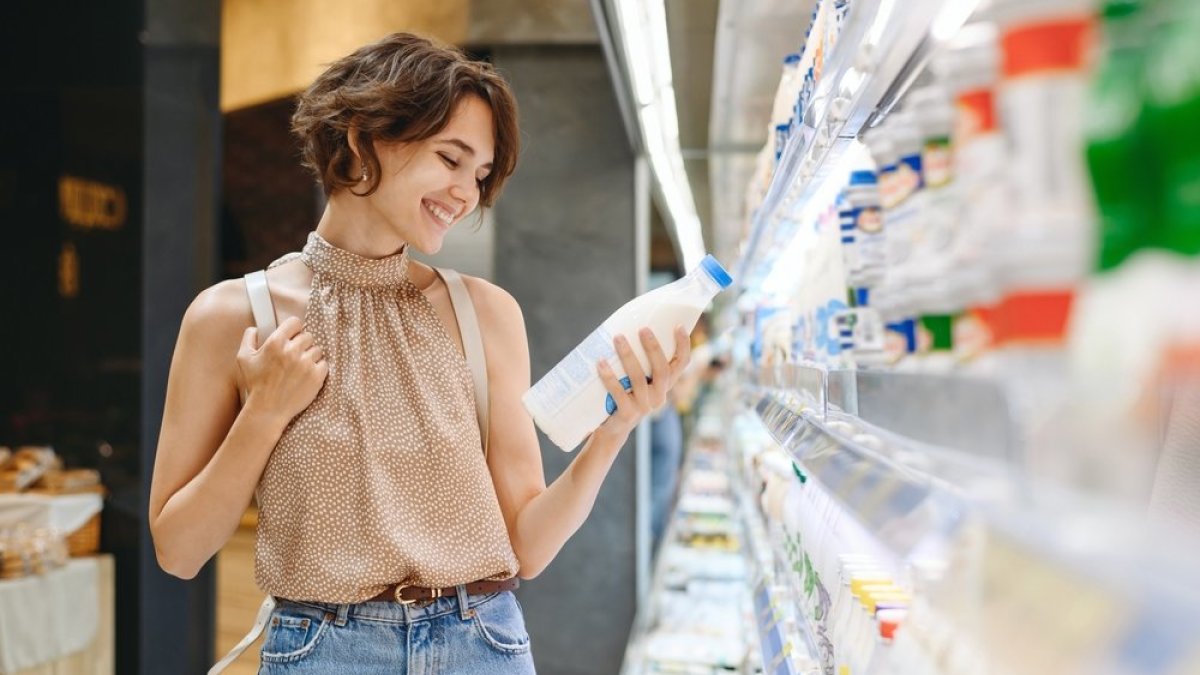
left=236, top=316, right=329, bottom=424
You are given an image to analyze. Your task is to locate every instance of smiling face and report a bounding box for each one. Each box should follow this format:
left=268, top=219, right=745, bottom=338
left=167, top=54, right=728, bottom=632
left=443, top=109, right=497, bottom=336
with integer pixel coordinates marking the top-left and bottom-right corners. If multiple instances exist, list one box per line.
left=358, top=95, right=496, bottom=255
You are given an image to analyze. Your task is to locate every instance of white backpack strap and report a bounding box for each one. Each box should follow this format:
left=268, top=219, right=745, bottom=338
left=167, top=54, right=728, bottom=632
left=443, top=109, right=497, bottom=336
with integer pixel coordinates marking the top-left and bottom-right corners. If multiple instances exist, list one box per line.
left=208, top=595, right=276, bottom=674
left=436, top=268, right=489, bottom=457
left=243, top=270, right=277, bottom=345
left=218, top=272, right=280, bottom=674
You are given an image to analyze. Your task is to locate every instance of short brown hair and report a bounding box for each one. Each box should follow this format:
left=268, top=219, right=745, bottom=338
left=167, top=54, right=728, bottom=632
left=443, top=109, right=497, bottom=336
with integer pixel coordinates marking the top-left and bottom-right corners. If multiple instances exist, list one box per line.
left=292, top=33, right=519, bottom=206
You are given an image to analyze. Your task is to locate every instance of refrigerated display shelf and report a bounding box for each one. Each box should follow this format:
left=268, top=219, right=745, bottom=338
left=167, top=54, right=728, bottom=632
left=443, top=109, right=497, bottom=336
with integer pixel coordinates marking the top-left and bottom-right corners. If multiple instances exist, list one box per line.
left=737, top=385, right=1200, bottom=675
left=739, top=0, right=971, bottom=289
left=621, top=441, right=756, bottom=675
left=735, top=477, right=821, bottom=675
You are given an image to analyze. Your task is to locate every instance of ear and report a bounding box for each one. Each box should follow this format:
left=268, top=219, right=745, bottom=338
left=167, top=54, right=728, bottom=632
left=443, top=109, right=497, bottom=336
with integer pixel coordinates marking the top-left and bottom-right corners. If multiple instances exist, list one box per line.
left=347, top=123, right=362, bottom=162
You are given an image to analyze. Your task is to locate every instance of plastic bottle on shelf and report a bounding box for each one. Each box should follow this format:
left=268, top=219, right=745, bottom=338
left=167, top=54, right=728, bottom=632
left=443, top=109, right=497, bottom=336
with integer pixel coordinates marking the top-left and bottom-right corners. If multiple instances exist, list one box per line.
left=909, top=86, right=962, bottom=373
left=772, top=52, right=804, bottom=128
left=883, top=111, right=926, bottom=370
left=832, top=565, right=893, bottom=673
left=1063, top=0, right=1200, bottom=500
left=1143, top=0, right=1200, bottom=260
left=860, top=124, right=907, bottom=368
left=1084, top=0, right=1153, bottom=273
left=1142, top=0, right=1200, bottom=379
left=988, top=0, right=1097, bottom=472
left=846, top=170, right=885, bottom=289
left=848, top=289, right=888, bottom=369
left=772, top=52, right=805, bottom=165
left=838, top=188, right=861, bottom=286
left=937, top=29, right=1005, bottom=374
left=990, top=0, right=1097, bottom=287
left=862, top=126, right=899, bottom=213
left=523, top=256, right=733, bottom=451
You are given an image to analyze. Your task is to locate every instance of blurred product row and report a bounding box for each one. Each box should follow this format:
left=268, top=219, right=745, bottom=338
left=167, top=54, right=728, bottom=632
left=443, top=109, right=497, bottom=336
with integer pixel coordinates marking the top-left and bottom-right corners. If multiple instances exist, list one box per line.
left=622, top=0, right=1200, bottom=673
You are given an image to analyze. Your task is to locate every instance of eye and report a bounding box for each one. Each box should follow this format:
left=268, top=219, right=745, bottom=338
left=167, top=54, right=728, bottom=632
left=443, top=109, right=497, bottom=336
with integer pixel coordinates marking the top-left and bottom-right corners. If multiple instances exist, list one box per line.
left=438, top=153, right=459, bottom=169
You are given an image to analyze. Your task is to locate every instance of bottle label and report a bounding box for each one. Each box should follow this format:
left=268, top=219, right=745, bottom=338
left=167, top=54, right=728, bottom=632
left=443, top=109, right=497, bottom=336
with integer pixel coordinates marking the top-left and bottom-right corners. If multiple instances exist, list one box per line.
left=919, top=314, right=955, bottom=353
left=884, top=319, right=917, bottom=362
left=956, top=89, right=997, bottom=143
left=953, top=307, right=995, bottom=362
left=525, top=323, right=615, bottom=418
left=879, top=166, right=900, bottom=210
left=893, top=153, right=924, bottom=205
left=853, top=205, right=885, bottom=273
left=923, top=137, right=953, bottom=188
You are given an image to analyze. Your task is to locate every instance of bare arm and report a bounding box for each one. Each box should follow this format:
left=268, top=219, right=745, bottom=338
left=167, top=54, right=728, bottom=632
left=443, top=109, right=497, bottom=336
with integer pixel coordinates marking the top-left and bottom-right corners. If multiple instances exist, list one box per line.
left=148, top=283, right=327, bottom=579
left=470, top=280, right=691, bottom=579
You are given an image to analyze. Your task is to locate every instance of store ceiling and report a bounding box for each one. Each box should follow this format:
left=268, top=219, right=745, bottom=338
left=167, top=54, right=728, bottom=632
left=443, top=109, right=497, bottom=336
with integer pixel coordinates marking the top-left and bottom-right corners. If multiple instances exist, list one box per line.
left=665, top=0, right=815, bottom=266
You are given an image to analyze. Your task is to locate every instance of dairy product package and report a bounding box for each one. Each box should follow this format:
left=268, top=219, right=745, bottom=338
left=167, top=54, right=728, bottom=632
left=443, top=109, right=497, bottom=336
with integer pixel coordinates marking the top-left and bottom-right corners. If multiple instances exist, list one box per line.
left=523, top=256, right=733, bottom=451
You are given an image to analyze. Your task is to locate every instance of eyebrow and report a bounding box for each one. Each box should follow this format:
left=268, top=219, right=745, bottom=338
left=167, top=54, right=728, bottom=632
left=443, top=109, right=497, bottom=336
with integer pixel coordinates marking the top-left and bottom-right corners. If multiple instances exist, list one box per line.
left=438, top=139, right=493, bottom=169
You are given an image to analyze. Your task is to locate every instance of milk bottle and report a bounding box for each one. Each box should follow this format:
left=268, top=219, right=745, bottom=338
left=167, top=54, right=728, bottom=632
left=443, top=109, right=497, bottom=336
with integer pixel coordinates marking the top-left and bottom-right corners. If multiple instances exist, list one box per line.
left=523, top=255, right=733, bottom=451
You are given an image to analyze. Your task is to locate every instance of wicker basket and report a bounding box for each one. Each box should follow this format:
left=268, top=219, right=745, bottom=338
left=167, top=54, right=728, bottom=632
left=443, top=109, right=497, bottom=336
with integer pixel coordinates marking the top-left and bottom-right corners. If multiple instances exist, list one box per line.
left=24, top=483, right=106, bottom=558
left=67, top=513, right=102, bottom=557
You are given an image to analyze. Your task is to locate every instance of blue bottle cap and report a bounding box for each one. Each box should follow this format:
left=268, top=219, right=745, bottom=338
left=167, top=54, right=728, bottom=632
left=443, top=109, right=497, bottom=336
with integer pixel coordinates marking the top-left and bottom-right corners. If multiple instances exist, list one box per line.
left=856, top=288, right=870, bottom=306
left=699, top=255, right=733, bottom=289
left=849, top=170, right=877, bottom=185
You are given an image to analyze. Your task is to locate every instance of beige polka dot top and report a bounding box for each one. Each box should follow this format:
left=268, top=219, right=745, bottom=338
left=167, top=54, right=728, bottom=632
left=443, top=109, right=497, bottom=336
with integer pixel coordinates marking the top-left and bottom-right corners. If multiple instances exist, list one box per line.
left=254, top=232, right=519, bottom=604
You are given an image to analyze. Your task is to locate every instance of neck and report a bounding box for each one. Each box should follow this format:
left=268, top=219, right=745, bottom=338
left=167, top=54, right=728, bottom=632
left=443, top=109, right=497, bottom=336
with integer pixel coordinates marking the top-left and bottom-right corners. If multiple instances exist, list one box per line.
left=315, top=190, right=408, bottom=259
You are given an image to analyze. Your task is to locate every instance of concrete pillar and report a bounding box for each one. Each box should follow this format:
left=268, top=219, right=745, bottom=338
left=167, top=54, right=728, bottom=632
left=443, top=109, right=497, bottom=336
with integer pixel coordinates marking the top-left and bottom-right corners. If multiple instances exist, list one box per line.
left=142, top=1, right=223, bottom=672
left=492, top=44, right=641, bottom=675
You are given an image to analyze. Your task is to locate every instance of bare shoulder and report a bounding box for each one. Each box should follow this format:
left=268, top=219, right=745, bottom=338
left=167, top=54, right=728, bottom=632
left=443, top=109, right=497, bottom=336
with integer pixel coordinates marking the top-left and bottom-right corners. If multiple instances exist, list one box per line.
left=461, top=275, right=524, bottom=331
left=179, top=278, right=254, bottom=346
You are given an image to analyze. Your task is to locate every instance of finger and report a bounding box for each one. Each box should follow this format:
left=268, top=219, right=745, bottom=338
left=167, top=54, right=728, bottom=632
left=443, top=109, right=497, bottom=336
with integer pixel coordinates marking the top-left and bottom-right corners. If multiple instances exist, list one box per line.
left=305, top=346, right=325, bottom=363
left=239, top=326, right=258, bottom=354
left=290, top=332, right=315, bottom=353
left=614, top=335, right=650, bottom=410
left=271, top=316, right=305, bottom=344
left=639, top=328, right=670, bottom=400
left=596, top=360, right=633, bottom=419
left=671, top=325, right=692, bottom=376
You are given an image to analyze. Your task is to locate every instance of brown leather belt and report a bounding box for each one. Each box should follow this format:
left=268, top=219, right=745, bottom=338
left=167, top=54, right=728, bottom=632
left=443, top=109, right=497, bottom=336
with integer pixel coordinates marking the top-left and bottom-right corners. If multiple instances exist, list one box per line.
left=369, top=578, right=520, bottom=605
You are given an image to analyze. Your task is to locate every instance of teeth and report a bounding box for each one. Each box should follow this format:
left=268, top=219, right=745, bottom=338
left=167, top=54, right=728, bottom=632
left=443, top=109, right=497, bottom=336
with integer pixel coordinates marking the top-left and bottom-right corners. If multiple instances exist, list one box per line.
left=424, top=200, right=454, bottom=225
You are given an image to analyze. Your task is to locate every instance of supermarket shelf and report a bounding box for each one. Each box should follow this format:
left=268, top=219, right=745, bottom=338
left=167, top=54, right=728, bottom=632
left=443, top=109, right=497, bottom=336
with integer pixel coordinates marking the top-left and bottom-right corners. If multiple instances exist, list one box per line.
left=735, top=479, right=820, bottom=675
left=620, top=440, right=754, bottom=675
left=754, top=392, right=969, bottom=560
left=743, top=383, right=1200, bottom=675
left=739, top=0, right=967, bottom=289
left=830, top=369, right=1016, bottom=464
left=960, top=499, right=1200, bottom=675
left=755, top=364, right=1016, bottom=464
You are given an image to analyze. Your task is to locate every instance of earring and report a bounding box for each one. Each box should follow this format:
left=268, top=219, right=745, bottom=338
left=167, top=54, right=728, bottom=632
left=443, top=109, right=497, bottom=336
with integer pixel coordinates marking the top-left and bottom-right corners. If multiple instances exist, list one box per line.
left=360, top=162, right=368, bottom=182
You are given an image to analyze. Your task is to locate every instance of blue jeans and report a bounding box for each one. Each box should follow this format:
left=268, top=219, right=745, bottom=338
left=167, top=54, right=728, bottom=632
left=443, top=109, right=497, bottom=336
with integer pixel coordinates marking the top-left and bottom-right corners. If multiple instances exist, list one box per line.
left=258, top=588, right=536, bottom=674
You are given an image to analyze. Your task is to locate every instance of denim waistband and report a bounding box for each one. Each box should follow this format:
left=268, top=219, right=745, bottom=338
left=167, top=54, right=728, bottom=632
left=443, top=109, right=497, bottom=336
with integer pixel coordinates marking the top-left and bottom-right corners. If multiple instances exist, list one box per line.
left=280, top=585, right=506, bottom=626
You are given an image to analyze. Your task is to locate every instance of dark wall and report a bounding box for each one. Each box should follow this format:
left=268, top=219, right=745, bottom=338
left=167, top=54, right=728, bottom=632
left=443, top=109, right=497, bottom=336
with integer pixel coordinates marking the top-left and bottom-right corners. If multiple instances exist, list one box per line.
left=491, top=44, right=640, bottom=675
left=0, top=2, right=145, bottom=672
left=222, top=96, right=319, bottom=276
left=142, top=0, right=223, bottom=672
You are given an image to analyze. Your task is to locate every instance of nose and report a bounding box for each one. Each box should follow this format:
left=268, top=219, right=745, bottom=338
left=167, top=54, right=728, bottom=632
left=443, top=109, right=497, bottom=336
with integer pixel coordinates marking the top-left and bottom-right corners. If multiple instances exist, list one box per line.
left=447, top=181, right=474, bottom=210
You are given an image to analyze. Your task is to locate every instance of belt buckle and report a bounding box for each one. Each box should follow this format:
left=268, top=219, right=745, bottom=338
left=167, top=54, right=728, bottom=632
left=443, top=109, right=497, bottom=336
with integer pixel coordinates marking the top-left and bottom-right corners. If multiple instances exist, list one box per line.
left=393, top=584, right=418, bottom=606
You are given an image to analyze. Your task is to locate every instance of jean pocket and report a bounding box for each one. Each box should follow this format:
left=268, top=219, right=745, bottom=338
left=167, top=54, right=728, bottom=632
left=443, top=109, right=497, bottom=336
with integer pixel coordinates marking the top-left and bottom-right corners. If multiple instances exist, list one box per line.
left=471, top=592, right=531, bottom=654
left=260, top=604, right=332, bottom=664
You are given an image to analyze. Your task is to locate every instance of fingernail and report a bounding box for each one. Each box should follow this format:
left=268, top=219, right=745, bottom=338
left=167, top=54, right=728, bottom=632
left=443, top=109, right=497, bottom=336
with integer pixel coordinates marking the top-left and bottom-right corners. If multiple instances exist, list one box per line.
left=640, top=328, right=654, bottom=339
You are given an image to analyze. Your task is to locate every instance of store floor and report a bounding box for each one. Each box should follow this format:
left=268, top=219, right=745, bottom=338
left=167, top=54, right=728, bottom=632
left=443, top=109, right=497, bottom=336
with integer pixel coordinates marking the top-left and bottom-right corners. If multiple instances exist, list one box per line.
left=216, top=516, right=261, bottom=675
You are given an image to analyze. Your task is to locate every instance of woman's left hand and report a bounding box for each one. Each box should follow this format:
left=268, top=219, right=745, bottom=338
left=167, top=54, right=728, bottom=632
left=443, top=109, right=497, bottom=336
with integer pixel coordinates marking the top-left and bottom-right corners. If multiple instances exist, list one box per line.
left=595, top=325, right=692, bottom=438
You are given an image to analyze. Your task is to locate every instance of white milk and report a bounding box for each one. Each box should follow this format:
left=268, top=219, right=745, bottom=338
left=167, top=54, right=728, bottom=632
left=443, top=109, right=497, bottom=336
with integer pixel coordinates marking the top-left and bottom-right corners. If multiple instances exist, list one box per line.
left=522, top=256, right=732, bottom=451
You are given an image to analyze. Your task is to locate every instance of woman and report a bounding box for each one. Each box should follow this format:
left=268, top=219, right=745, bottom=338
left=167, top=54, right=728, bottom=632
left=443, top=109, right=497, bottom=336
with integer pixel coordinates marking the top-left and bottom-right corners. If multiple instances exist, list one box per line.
left=147, top=33, right=691, bottom=673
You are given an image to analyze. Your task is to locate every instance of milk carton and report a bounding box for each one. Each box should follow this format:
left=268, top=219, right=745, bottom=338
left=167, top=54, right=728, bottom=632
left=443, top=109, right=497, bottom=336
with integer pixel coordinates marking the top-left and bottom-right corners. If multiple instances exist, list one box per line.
left=523, top=256, right=733, bottom=451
